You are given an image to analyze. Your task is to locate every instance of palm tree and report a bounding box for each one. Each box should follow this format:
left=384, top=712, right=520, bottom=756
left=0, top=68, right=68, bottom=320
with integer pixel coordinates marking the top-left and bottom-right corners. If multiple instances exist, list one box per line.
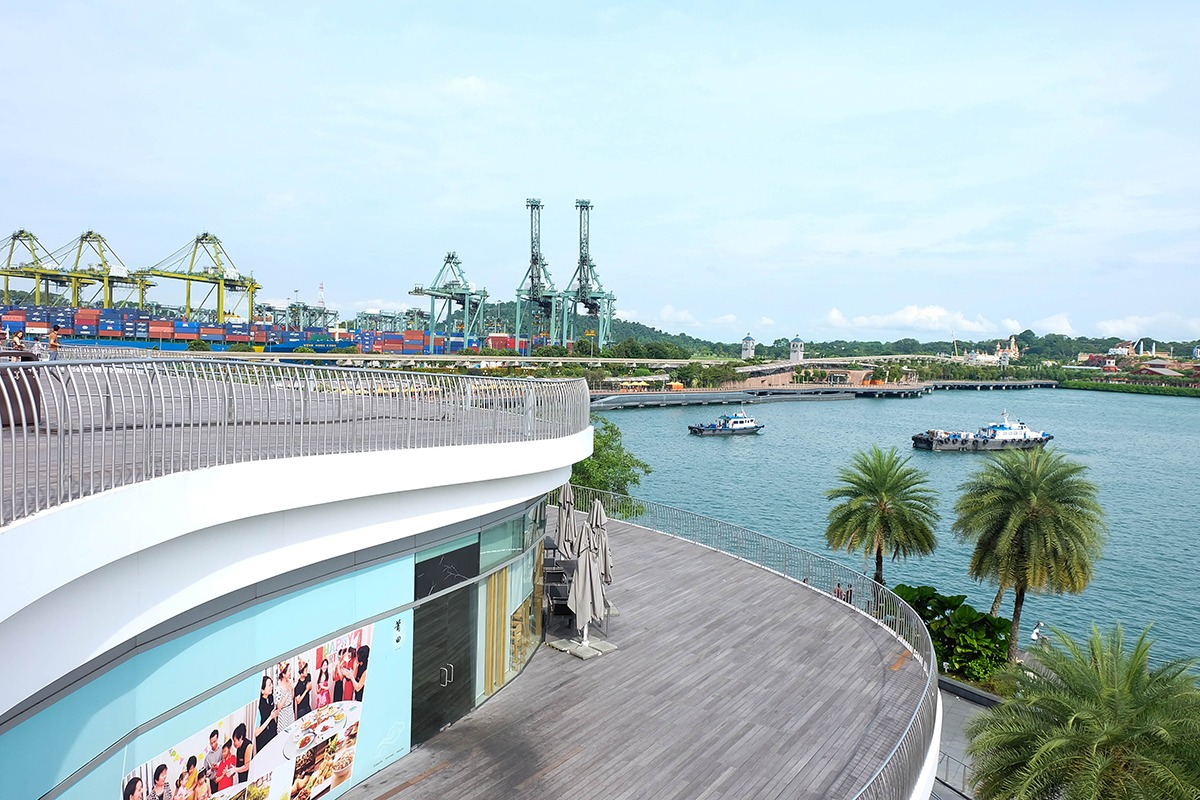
left=953, top=448, right=1105, bottom=662
left=967, top=625, right=1200, bottom=800
left=824, top=445, right=939, bottom=586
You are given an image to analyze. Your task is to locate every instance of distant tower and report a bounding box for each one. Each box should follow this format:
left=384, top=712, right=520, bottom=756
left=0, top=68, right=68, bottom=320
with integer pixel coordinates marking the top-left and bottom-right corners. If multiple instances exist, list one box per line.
left=789, top=335, right=805, bottom=363
left=741, top=334, right=756, bottom=360
left=317, top=282, right=326, bottom=308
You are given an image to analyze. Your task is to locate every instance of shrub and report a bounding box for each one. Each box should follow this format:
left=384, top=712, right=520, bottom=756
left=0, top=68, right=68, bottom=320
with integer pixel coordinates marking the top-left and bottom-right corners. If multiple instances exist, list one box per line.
left=186, top=339, right=212, bottom=351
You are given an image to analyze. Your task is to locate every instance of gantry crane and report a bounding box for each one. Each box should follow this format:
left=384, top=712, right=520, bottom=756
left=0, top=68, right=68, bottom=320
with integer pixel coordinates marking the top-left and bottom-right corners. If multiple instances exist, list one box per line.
left=133, top=233, right=260, bottom=323
left=514, top=198, right=563, bottom=349
left=1, top=229, right=96, bottom=306
left=49, top=231, right=155, bottom=309
left=353, top=308, right=428, bottom=331
left=409, top=251, right=488, bottom=344
left=561, top=200, right=616, bottom=349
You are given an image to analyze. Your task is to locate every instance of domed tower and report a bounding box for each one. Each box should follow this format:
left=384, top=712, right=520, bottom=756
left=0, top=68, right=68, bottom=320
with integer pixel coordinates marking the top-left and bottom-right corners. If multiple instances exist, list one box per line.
left=741, top=334, right=756, bottom=360
left=789, top=335, right=805, bottom=363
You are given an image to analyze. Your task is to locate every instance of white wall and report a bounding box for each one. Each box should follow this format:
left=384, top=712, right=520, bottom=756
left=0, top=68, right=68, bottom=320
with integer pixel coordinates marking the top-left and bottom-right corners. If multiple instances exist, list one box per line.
left=1, top=429, right=591, bottom=719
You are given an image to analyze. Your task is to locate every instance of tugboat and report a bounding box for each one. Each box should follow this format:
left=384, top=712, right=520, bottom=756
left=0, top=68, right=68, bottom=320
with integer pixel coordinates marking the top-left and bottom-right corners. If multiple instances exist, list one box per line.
left=912, top=411, right=1052, bottom=451
left=688, top=410, right=765, bottom=436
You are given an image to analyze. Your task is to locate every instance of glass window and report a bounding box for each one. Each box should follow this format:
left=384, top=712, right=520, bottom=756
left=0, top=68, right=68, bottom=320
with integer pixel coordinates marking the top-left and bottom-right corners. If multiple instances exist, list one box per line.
left=479, top=517, right=523, bottom=572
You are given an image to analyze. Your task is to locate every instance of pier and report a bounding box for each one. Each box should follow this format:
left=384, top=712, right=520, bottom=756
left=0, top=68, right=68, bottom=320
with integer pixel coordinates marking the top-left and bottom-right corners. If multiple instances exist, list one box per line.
left=591, top=380, right=1058, bottom=409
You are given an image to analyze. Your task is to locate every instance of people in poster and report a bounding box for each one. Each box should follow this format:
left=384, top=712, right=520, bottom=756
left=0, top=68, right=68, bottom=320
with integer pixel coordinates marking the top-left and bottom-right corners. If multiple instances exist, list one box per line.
left=274, top=660, right=296, bottom=732
left=121, top=624, right=374, bottom=800
left=294, top=660, right=313, bottom=719
left=255, top=675, right=278, bottom=750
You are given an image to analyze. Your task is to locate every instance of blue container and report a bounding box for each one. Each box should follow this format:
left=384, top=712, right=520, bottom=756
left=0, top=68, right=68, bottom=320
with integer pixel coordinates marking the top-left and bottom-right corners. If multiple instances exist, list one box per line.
left=2, top=321, right=26, bottom=333
left=75, top=325, right=97, bottom=335
left=200, top=333, right=225, bottom=342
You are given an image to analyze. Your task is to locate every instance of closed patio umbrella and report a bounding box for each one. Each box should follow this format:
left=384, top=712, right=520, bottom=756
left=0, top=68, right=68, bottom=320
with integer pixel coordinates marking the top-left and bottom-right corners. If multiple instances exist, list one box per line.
left=567, top=522, right=607, bottom=648
left=587, top=498, right=613, bottom=587
left=556, top=483, right=584, bottom=559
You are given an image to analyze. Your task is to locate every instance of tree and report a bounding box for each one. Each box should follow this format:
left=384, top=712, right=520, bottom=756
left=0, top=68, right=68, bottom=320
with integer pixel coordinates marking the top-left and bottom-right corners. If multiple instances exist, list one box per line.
left=824, top=446, right=940, bottom=586
left=186, top=339, right=211, bottom=351
left=967, top=625, right=1200, bottom=800
left=953, top=448, right=1105, bottom=663
left=570, top=415, right=651, bottom=495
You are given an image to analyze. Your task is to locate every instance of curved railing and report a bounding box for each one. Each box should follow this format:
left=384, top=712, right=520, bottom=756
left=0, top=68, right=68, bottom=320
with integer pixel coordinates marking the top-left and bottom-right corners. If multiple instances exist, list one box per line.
left=554, top=485, right=939, bottom=800
left=0, top=358, right=590, bottom=527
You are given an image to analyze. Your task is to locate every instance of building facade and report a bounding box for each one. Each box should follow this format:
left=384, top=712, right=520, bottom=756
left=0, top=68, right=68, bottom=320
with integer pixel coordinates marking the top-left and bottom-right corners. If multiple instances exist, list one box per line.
left=0, top=360, right=590, bottom=800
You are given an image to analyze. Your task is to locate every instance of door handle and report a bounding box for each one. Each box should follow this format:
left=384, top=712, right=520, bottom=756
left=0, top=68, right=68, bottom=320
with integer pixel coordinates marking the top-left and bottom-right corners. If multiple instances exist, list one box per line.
left=446, top=662, right=455, bottom=683
left=439, top=666, right=449, bottom=687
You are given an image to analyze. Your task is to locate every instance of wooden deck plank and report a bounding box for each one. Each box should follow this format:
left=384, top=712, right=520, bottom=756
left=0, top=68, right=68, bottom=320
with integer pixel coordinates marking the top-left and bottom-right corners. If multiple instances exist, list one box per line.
left=344, top=521, right=929, bottom=800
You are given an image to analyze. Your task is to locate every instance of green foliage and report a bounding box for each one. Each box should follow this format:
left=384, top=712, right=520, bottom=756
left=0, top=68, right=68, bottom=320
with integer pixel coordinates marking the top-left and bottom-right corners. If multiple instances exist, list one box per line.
left=570, top=415, right=652, bottom=496
left=225, top=342, right=254, bottom=352
left=954, top=448, right=1106, bottom=662
left=186, top=339, right=212, bottom=351
left=967, top=625, right=1200, bottom=800
left=825, top=446, right=940, bottom=586
left=330, top=345, right=360, bottom=355
left=293, top=345, right=316, bottom=353
left=1061, top=380, right=1200, bottom=398
left=478, top=347, right=514, bottom=356
left=533, top=344, right=569, bottom=357
left=893, top=584, right=1009, bottom=681
left=669, top=361, right=740, bottom=388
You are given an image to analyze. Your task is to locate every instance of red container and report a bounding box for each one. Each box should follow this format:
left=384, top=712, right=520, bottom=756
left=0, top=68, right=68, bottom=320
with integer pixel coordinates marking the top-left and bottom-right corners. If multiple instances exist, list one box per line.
left=174, top=332, right=199, bottom=340
left=225, top=334, right=250, bottom=343
left=199, top=327, right=224, bottom=335
left=402, top=330, right=424, bottom=341
left=371, top=342, right=383, bottom=353
left=98, top=329, right=123, bottom=338
left=252, top=332, right=266, bottom=343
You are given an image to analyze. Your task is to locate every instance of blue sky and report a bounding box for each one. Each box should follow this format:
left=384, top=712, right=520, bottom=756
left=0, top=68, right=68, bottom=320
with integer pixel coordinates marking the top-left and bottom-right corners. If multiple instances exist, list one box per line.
left=3, top=2, right=1198, bottom=343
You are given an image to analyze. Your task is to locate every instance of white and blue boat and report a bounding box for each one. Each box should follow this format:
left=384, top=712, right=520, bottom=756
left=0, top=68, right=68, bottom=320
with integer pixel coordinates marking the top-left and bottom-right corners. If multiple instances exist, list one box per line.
left=688, top=410, right=765, bottom=436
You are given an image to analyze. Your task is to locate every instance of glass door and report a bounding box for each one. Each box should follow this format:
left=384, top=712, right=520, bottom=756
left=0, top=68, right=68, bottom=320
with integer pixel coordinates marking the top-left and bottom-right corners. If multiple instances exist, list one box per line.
left=410, top=584, right=477, bottom=746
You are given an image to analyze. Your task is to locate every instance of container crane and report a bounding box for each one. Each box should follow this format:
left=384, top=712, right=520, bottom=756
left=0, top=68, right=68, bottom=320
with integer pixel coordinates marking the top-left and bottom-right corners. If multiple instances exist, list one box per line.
left=515, top=198, right=563, bottom=348
left=561, top=199, right=616, bottom=349
left=132, top=233, right=260, bottom=323
left=410, top=251, right=488, bottom=344
left=1, top=229, right=95, bottom=306
left=48, top=231, right=155, bottom=309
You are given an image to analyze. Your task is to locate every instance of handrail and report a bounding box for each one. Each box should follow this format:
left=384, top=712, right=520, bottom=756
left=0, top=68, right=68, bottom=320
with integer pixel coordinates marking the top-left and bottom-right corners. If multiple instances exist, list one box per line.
left=0, top=358, right=590, bottom=528
left=554, top=485, right=939, bottom=800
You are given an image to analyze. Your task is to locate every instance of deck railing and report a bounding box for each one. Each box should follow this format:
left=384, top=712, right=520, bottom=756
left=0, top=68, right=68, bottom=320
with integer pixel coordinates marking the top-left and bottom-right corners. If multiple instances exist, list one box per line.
left=0, top=358, right=590, bottom=528
left=554, top=485, right=940, bottom=800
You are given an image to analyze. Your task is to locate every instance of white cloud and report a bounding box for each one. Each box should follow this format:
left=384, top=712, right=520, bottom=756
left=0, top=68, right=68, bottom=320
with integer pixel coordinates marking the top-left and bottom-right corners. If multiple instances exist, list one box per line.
left=757, top=317, right=775, bottom=327
left=657, top=304, right=701, bottom=328
left=1095, top=312, right=1200, bottom=340
left=339, top=298, right=413, bottom=315
left=822, top=305, right=997, bottom=334
left=711, top=313, right=738, bottom=326
left=441, top=76, right=503, bottom=104
left=1000, top=318, right=1023, bottom=333
left=614, top=308, right=639, bottom=322
left=1032, top=313, right=1076, bottom=336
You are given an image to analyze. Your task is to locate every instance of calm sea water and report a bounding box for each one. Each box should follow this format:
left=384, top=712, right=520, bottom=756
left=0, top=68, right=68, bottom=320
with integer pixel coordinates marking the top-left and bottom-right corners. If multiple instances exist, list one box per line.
left=601, top=389, right=1200, bottom=664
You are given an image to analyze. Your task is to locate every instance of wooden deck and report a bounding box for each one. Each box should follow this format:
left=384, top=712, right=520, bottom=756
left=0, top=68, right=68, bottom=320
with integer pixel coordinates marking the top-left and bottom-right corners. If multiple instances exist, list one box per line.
left=345, top=521, right=928, bottom=800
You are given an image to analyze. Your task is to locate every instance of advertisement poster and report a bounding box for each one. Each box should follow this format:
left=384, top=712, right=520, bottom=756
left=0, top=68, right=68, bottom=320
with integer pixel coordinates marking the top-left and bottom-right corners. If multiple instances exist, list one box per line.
left=122, top=625, right=373, bottom=800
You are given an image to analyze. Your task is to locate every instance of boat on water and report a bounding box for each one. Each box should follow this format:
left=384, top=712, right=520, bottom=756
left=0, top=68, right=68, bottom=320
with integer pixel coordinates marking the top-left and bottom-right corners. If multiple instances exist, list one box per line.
left=688, top=410, right=765, bottom=436
left=912, top=411, right=1052, bottom=451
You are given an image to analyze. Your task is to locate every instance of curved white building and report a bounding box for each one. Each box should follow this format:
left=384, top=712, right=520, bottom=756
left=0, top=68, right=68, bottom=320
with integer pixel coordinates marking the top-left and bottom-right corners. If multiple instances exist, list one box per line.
left=0, top=355, right=938, bottom=800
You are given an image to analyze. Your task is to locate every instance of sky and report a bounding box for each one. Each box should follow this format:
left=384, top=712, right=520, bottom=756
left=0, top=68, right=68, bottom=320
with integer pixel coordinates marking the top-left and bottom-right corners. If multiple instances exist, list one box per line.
left=3, top=2, right=1199, bottom=344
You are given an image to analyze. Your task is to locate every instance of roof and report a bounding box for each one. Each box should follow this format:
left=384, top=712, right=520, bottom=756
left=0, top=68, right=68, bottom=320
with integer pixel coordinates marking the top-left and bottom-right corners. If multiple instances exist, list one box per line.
left=1137, top=367, right=1184, bottom=377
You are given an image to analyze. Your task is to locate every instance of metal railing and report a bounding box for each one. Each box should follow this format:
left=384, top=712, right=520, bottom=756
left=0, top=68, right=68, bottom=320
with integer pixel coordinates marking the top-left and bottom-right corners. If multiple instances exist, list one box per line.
left=0, top=358, right=589, bottom=528
left=936, top=752, right=975, bottom=797
left=553, top=485, right=940, bottom=800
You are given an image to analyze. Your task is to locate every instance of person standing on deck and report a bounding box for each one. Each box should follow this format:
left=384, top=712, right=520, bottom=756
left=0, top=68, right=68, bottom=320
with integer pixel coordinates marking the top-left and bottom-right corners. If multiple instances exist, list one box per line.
left=48, top=325, right=60, bottom=360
